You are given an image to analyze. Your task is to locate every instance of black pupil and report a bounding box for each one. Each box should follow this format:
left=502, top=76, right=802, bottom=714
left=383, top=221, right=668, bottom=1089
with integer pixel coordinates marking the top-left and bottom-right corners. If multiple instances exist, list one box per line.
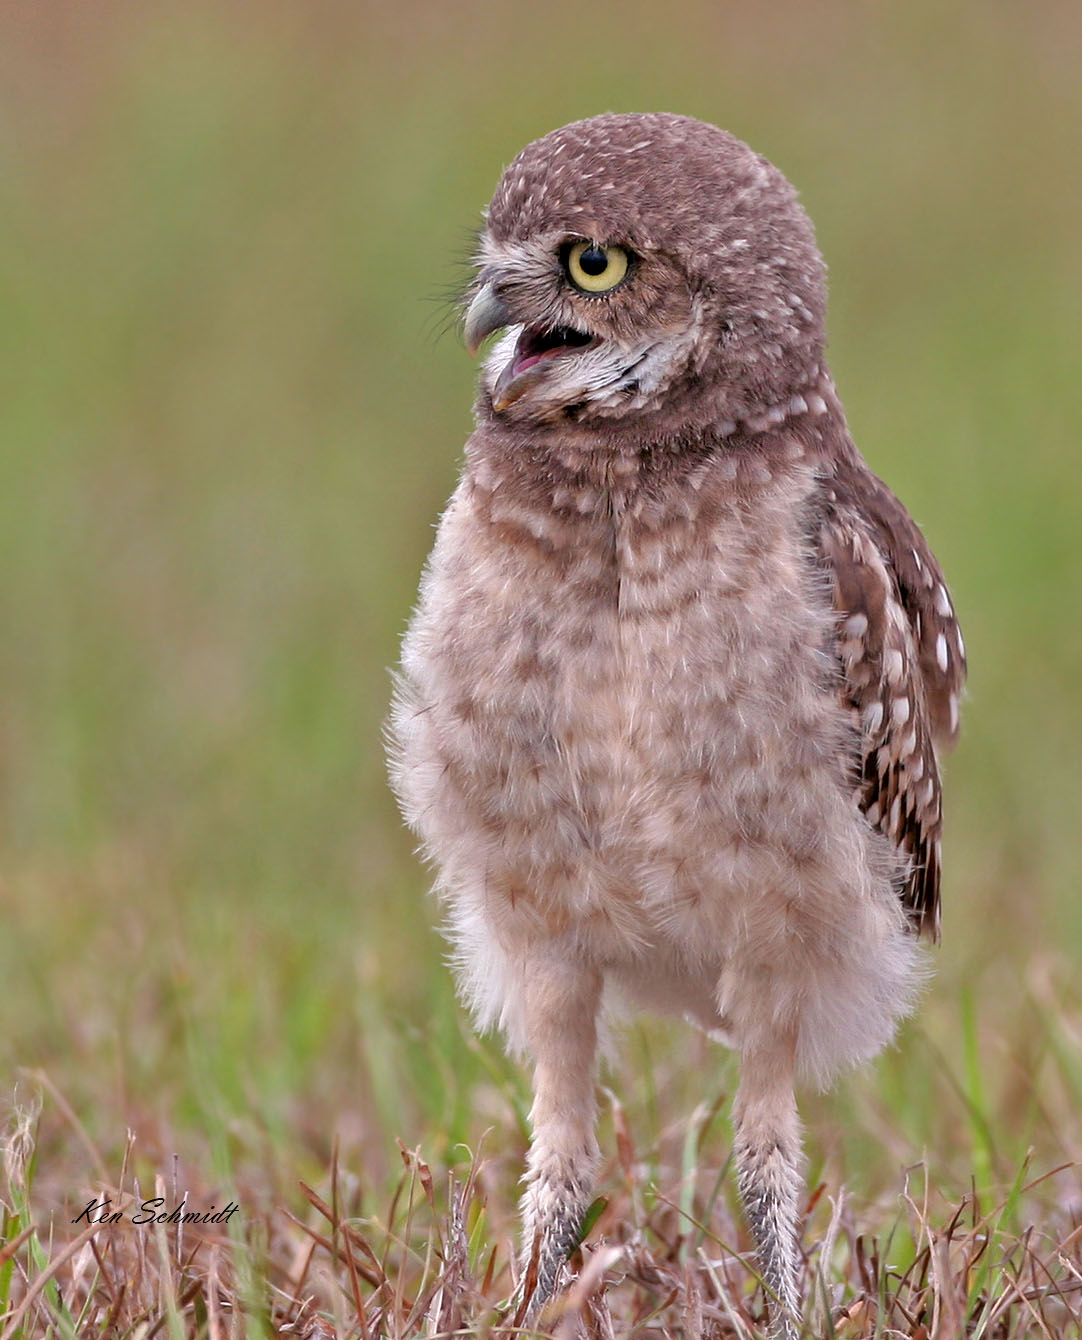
left=578, top=246, right=609, bottom=276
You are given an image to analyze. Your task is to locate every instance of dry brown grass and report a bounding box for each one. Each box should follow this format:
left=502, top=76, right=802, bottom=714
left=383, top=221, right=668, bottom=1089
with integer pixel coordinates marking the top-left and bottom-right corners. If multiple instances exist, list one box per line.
left=5, top=1090, right=1082, bottom=1339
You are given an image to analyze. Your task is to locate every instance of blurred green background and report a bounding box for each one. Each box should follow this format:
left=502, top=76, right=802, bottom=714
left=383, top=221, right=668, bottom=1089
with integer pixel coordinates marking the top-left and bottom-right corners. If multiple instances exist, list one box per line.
left=1, top=0, right=1080, bottom=1211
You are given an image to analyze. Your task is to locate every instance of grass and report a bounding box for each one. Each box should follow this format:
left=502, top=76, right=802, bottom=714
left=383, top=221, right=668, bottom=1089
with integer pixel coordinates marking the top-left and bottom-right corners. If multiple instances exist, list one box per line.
left=6, top=1073, right=1082, bottom=1337
left=1, top=0, right=1081, bottom=1334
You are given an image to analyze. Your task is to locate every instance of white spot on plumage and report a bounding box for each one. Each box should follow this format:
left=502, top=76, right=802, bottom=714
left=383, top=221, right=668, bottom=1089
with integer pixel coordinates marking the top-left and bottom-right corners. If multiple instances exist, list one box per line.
left=935, top=632, right=949, bottom=672
left=884, top=648, right=905, bottom=684
left=935, top=583, right=953, bottom=618
left=891, top=696, right=911, bottom=728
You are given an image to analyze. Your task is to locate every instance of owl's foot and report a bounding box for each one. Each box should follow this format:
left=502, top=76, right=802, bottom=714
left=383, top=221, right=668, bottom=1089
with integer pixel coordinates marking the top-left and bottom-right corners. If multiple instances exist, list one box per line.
left=734, top=1041, right=805, bottom=1340
left=508, top=1185, right=588, bottom=1327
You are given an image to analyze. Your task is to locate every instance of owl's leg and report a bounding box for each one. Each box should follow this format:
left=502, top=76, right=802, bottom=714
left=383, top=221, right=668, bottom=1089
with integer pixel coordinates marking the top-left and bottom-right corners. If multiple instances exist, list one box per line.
left=513, top=951, right=603, bottom=1322
left=733, top=1037, right=804, bottom=1340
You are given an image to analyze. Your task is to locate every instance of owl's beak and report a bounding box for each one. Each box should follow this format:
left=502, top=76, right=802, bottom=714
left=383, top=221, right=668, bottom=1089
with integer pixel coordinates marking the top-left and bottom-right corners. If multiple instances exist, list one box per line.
left=465, top=276, right=599, bottom=413
left=463, top=282, right=512, bottom=356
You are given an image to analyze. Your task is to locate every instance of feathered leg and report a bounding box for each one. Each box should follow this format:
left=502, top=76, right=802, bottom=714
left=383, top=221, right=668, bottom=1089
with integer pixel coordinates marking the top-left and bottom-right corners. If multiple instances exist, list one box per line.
left=513, top=952, right=602, bottom=1323
left=733, top=1038, right=804, bottom=1340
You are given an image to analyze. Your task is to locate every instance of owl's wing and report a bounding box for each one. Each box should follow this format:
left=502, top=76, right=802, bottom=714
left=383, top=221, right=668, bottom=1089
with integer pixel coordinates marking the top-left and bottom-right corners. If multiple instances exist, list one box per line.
left=815, top=458, right=966, bottom=940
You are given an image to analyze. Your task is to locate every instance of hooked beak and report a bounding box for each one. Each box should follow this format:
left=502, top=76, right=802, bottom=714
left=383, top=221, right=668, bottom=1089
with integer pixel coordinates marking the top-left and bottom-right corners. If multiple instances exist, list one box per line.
left=463, top=281, right=512, bottom=357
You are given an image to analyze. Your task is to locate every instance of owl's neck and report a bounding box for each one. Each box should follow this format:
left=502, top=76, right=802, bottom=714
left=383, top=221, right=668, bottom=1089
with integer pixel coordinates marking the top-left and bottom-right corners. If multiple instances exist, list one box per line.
left=465, top=370, right=851, bottom=508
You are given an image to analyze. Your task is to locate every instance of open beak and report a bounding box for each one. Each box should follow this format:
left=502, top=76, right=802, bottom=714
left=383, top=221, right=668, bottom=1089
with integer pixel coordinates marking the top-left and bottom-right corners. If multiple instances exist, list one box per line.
left=463, top=280, right=598, bottom=413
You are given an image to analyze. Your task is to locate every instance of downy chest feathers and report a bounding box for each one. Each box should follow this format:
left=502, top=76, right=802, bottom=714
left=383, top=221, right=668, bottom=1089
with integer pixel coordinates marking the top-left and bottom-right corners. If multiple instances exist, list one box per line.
left=393, top=445, right=850, bottom=905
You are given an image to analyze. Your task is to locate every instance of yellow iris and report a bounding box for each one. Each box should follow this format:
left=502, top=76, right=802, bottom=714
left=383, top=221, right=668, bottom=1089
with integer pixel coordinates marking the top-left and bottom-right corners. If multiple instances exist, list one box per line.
left=566, top=240, right=630, bottom=294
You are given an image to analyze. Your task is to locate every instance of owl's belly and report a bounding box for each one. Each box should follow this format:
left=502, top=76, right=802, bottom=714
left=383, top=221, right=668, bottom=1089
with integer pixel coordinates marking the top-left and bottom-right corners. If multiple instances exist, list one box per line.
left=391, top=474, right=866, bottom=974
left=440, top=635, right=831, bottom=936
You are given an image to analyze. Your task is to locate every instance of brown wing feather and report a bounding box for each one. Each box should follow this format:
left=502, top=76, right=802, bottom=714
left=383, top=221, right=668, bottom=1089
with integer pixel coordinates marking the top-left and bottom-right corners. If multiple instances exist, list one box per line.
left=815, top=458, right=966, bottom=940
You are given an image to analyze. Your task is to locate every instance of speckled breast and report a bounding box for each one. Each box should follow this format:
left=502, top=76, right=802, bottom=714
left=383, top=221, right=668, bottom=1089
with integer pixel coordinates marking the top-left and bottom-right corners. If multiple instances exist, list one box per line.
left=391, top=451, right=859, bottom=959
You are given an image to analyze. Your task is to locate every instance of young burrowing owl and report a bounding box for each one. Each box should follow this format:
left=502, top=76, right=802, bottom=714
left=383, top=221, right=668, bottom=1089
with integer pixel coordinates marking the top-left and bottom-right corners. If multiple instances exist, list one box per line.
left=388, top=113, right=964, bottom=1337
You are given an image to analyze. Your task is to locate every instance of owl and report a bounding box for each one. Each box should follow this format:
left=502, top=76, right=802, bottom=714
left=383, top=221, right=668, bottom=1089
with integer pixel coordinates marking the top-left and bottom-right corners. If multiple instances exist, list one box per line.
left=388, top=113, right=964, bottom=1337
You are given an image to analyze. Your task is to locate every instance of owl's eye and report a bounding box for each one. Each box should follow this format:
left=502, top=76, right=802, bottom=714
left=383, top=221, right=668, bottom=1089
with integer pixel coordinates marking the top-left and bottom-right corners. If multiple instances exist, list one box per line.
left=565, top=240, right=630, bottom=294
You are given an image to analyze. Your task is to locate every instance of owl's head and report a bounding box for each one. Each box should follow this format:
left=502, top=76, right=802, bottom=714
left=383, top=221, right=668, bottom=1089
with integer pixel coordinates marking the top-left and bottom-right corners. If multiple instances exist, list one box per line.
left=465, top=113, right=827, bottom=438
